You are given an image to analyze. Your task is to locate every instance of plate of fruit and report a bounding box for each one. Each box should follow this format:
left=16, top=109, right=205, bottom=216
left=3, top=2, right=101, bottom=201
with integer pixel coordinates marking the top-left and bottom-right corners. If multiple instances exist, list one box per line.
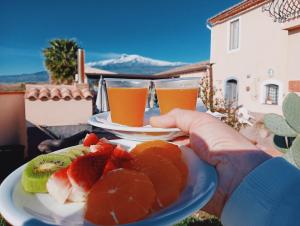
left=0, top=133, right=217, bottom=226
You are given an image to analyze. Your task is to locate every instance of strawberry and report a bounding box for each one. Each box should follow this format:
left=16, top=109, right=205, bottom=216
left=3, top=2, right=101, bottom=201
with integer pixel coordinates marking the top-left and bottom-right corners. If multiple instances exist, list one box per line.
left=47, top=167, right=72, bottom=204
left=103, top=159, right=119, bottom=175
left=96, top=137, right=110, bottom=145
left=112, top=145, right=133, bottom=160
left=101, top=145, right=134, bottom=175
left=90, top=143, right=115, bottom=157
left=67, top=153, right=108, bottom=201
left=83, top=133, right=99, bottom=147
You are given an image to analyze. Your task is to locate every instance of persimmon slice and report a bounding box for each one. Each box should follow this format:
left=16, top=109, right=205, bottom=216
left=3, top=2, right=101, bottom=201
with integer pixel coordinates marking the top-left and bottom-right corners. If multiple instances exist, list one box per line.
left=130, top=152, right=182, bottom=210
left=131, top=140, right=188, bottom=190
left=85, top=169, right=156, bottom=225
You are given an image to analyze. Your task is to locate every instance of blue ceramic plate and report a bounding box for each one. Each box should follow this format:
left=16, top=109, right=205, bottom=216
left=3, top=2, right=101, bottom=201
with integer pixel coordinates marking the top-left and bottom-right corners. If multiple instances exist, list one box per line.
left=0, top=142, right=217, bottom=226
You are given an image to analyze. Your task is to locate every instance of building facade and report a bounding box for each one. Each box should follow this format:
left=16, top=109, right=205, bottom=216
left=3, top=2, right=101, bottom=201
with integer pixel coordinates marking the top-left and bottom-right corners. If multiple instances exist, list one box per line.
left=155, top=61, right=210, bottom=79
left=208, top=0, right=300, bottom=114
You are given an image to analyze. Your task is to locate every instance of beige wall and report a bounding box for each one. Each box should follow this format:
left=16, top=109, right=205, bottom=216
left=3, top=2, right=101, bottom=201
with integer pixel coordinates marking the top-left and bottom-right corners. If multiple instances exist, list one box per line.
left=25, top=100, right=92, bottom=126
left=0, top=93, right=27, bottom=155
left=179, top=71, right=207, bottom=78
left=210, top=5, right=300, bottom=114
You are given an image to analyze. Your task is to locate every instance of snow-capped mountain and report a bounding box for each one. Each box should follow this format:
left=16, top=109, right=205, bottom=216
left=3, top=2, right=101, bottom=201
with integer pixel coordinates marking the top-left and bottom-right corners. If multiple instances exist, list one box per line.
left=86, top=54, right=188, bottom=75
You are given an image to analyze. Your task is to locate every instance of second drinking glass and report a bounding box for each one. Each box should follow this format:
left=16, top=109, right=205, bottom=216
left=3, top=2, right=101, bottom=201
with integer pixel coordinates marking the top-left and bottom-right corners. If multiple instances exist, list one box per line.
left=154, top=78, right=200, bottom=115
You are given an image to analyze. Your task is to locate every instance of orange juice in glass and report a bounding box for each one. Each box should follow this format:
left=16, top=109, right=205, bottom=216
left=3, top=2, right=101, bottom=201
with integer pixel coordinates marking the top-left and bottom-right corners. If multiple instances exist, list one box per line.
left=105, top=79, right=150, bottom=127
left=154, top=78, right=199, bottom=115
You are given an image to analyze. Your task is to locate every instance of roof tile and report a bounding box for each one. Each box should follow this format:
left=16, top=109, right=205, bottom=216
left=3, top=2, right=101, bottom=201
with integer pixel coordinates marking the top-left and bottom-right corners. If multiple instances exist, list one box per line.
left=25, top=84, right=93, bottom=101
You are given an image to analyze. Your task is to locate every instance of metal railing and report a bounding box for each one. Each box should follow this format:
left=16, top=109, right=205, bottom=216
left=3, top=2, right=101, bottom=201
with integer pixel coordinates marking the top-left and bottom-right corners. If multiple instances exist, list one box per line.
left=263, top=0, right=300, bottom=23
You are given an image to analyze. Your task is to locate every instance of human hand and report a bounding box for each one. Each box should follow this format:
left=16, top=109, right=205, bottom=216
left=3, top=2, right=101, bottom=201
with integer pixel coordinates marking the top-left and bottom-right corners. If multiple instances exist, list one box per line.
left=150, top=109, right=271, bottom=217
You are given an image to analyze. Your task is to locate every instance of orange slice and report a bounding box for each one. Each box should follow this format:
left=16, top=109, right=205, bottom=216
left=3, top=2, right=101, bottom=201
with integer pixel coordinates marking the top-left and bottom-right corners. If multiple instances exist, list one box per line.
left=85, top=169, right=156, bottom=225
left=130, top=151, right=182, bottom=210
left=131, top=140, right=188, bottom=190
left=131, top=140, right=181, bottom=156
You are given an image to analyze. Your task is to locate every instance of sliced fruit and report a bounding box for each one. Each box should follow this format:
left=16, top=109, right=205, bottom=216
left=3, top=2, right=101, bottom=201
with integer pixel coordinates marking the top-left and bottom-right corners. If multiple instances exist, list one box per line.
left=67, top=153, right=108, bottom=201
left=60, top=149, right=86, bottom=161
left=68, top=186, right=87, bottom=202
left=97, top=137, right=110, bottom=145
left=47, top=167, right=72, bottom=203
left=129, top=152, right=182, bottom=210
left=103, top=159, right=118, bottom=175
left=22, top=154, right=71, bottom=193
left=101, top=145, right=134, bottom=175
left=112, top=145, right=133, bottom=160
left=131, top=140, right=181, bottom=156
left=90, top=143, right=115, bottom=157
left=131, top=141, right=188, bottom=191
left=58, top=152, right=77, bottom=161
left=70, top=145, right=90, bottom=153
left=83, top=133, right=99, bottom=147
left=85, top=169, right=156, bottom=225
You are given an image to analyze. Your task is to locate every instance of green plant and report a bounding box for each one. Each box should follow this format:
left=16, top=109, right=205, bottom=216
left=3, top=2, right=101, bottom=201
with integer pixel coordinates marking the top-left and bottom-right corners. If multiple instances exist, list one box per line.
left=199, top=75, right=246, bottom=131
left=174, top=216, right=223, bottom=226
left=0, top=214, right=7, bottom=226
left=199, top=74, right=214, bottom=111
left=43, top=39, right=79, bottom=84
left=264, top=93, right=300, bottom=167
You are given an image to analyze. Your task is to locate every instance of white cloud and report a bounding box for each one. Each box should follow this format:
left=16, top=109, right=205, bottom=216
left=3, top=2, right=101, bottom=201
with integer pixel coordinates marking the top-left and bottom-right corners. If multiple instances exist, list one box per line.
left=85, top=51, right=123, bottom=60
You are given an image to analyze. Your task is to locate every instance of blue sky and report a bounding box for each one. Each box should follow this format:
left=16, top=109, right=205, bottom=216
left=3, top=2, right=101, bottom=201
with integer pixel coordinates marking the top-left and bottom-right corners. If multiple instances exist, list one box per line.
left=0, top=0, right=240, bottom=75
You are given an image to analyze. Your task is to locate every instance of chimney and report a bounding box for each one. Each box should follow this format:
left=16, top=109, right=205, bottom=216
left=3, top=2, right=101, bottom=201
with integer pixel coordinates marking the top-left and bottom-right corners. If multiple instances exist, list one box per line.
left=78, top=49, right=85, bottom=84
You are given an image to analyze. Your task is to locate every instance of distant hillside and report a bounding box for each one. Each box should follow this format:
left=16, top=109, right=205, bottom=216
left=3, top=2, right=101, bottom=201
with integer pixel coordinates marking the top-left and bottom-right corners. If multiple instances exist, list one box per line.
left=0, top=71, right=49, bottom=84
left=0, top=54, right=190, bottom=83
left=87, top=54, right=188, bottom=75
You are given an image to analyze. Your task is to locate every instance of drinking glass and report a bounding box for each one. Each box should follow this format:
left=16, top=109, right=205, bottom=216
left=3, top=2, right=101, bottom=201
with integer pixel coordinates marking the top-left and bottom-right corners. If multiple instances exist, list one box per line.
left=105, top=79, right=150, bottom=127
left=154, top=78, right=200, bottom=115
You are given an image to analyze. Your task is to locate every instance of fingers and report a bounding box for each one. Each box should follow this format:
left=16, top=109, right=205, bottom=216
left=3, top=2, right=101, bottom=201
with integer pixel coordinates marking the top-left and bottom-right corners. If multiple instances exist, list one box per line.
left=150, top=109, right=217, bottom=133
left=150, top=109, right=217, bottom=160
left=150, top=108, right=257, bottom=152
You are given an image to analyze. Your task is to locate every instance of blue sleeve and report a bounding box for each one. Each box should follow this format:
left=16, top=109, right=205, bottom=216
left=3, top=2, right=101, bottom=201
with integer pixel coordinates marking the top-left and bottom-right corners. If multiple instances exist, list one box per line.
left=221, top=157, right=300, bottom=226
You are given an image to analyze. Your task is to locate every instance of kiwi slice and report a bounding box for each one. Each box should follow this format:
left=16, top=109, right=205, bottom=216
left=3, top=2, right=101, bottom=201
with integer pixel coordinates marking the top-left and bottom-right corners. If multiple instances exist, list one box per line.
left=60, top=147, right=89, bottom=160
left=72, top=145, right=90, bottom=154
left=22, top=154, right=71, bottom=193
left=58, top=151, right=77, bottom=161
left=69, top=148, right=89, bottom=156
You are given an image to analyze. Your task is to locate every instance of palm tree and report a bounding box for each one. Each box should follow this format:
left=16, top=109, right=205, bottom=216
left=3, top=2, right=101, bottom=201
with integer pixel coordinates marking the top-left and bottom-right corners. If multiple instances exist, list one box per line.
left=43, top=39, right=79, bottom=84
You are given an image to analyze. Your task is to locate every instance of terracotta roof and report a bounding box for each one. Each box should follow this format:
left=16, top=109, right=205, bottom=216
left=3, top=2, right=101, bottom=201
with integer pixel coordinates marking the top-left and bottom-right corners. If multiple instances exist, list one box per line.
left=25, top=84, right=93, bottom=101
left=155, top=61, right=211, bottom=76
left=208, top=0, right=268, bottom=26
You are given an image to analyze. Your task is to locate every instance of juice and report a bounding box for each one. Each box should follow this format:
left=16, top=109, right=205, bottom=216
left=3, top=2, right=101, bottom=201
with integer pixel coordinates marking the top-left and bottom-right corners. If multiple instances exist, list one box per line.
left=107, top=87, right=148, bottom=127
left=156, top=88, right=198, bottom=115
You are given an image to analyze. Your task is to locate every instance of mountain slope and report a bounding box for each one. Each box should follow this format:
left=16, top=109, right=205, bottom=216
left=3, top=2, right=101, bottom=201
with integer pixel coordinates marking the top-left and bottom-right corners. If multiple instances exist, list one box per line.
left=0, top=54, right=189, bottom=83
left=87, top=54, right=188, bottom=75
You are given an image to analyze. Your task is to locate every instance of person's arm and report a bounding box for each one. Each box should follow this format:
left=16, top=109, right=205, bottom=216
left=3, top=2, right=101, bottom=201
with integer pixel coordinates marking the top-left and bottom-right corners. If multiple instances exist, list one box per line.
left=150, top=109, right=300, bottom=225
left=222, top=157, right=300, bottom=226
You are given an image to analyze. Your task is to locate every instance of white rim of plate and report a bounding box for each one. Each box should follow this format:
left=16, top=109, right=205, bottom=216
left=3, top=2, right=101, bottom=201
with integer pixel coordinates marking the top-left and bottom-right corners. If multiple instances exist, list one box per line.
left=88, top=113, right=181, bottom=133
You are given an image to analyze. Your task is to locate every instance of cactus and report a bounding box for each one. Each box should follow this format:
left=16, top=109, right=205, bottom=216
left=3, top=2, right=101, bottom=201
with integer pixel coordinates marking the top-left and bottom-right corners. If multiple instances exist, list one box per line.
left=264, top=93, right=300, bottom=167
left=273, top=135, right=295, bottom=154
left=292, top=136, right=300, bottom=167
left=283, top=93, right=300, bottom=133
left=264, top=113, right=297, bottom=137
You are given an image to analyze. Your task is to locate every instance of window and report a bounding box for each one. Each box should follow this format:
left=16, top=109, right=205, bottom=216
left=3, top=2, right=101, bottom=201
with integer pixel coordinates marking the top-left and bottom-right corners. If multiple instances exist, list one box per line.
left=229, top=19, right=240, bottom=51
left=265, top=84, right=279, bottom=105
left=225, top=79, right=238, bottom=106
